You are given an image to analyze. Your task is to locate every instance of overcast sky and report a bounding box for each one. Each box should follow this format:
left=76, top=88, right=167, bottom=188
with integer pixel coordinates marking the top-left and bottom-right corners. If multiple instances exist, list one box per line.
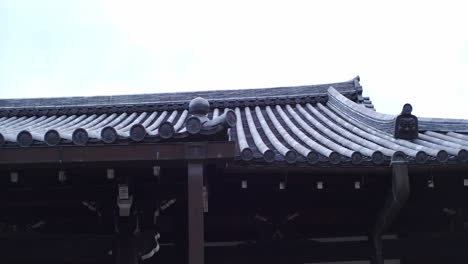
left=0, top=1, right=467, bottom=118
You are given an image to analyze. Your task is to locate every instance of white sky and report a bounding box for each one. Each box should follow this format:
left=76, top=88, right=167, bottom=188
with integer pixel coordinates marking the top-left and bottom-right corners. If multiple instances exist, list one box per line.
left=0, top=0, right=467, bottom=118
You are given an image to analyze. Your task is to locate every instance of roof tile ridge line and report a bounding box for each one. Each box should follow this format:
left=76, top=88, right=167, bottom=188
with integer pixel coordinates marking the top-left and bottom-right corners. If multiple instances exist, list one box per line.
left=328, top=86, right=395, bottom=121
left=0, top=79, right=355, bottom=103
left=0, top=91, right=340, bottom=110
left=0, top=81, right=359, bottom=110
left=0, top=93, right=313, bottom=111
left=0, top=99, right=189, bottom=110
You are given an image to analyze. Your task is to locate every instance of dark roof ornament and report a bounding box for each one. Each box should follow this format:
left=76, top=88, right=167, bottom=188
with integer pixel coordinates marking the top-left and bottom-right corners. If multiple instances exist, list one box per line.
left=186, top=97, right=236, bottom=135
left=189, top=97, right=210, bottom=116
left=352, top=76, right=364, bottom=103
left=186, top=97, right=210, bottom=134
left=394, top=104, right=418, bottom=140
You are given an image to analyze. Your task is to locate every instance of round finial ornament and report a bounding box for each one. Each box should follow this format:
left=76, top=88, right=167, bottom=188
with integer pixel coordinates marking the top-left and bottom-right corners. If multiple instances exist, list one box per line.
left=189, top=97, right=210, bottom=115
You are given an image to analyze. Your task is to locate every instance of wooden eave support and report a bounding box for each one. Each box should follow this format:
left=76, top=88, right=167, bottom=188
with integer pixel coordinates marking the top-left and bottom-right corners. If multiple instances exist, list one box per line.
left=371, top=152, right=410, bottom=264
left=0, top=141, right=235, bottom=264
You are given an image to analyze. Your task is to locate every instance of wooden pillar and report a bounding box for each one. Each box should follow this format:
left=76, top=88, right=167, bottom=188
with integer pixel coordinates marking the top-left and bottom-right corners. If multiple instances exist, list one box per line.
left=187, top=143, right=206, bottom=264
left=116, top=233, right=138, bottom=264
left=115, top=177, right=138, bottom=264
left=188, top=161, right=204, bottom=264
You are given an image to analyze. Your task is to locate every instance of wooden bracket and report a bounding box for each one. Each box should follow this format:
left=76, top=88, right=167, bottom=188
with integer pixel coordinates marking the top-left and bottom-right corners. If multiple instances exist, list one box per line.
left=186, top=142, right=207, bottom=160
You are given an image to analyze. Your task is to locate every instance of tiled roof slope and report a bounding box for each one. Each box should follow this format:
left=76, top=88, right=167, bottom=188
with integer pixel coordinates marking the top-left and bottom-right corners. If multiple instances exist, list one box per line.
left=1, top=77, right=467, bottom=166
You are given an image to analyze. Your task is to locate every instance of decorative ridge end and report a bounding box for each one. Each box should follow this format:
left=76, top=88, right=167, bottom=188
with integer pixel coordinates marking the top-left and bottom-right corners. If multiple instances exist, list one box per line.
left=353, top=76, right=362, bottom=89
left=394, top=103, right=418, bottom=139
left=352, top=76, right=363, bottom=103
left=187, top=97, right=237, bottom=136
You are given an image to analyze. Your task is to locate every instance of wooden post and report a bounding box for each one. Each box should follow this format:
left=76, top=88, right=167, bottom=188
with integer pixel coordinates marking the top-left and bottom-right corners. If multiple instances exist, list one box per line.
left=188, top=161, right=204, bottom=264
left=187, top=142, right=206, bottom=264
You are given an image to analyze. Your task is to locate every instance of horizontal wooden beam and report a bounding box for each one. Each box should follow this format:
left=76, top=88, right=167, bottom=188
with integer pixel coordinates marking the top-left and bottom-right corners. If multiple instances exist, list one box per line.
left=0, top=234, right=113, bottom=263
left=0, top=141, right=235, bottom=165
left=1, top=234, right=467, bottom=263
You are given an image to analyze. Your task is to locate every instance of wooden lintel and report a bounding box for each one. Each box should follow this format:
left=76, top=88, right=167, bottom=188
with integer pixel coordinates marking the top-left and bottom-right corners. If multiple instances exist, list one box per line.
left=0, top=141, right=235, bottom=165
left=1, top=234, right=468, bottom=263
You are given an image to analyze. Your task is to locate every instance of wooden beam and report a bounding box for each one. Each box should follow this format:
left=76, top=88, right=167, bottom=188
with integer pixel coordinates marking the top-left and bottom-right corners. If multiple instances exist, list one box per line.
left=0, top=234, right=113, bottom=263
left=0, top=141, right=235, bottom=165
left=0, top=234, right=467, bottom=263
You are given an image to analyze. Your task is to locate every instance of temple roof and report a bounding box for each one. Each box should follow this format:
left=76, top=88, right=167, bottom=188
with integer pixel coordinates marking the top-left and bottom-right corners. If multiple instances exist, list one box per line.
left=1, top=76, right=468, bottom=166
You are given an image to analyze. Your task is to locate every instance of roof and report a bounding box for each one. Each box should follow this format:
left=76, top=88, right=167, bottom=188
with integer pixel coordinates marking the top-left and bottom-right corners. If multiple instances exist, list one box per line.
left=1, top=76, right=468, bottom=166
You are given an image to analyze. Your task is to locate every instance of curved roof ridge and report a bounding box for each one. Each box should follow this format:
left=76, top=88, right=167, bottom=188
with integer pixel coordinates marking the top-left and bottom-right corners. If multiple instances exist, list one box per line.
left=328, top=86, right=395, bottom=121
